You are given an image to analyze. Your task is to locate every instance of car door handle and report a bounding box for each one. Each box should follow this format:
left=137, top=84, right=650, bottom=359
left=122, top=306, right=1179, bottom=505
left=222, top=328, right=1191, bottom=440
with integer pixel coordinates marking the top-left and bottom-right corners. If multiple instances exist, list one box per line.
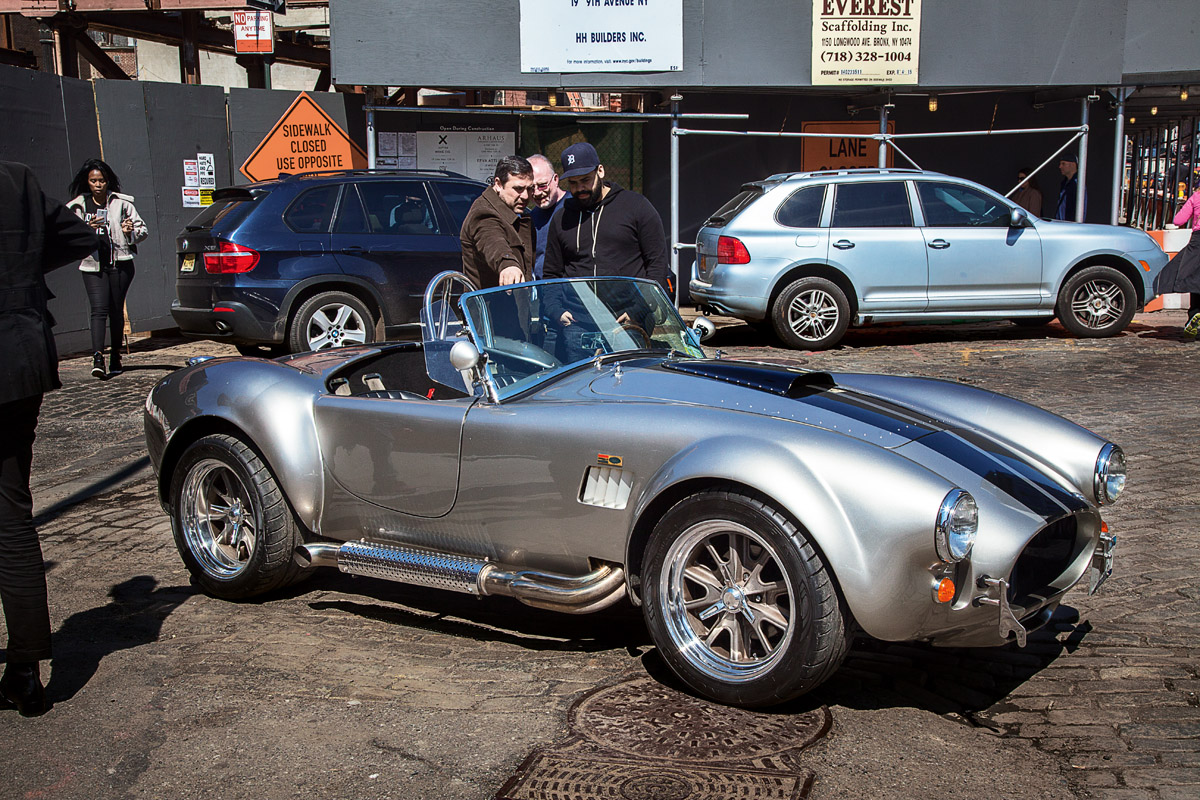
left=833, top=240, right=855, bottom=250
left=927, top=239, right=951, bottom=249
left=341, top=246, right=365, bottom=254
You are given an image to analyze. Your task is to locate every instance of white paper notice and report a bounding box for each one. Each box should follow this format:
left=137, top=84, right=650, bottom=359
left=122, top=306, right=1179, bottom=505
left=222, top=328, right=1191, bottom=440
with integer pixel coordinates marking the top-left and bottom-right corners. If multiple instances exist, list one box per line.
left=377, top=132, right=398, bottom=157
left=183, top=159, right=199, bottom=188
left=417, top=131, right=467, bottom=175
left=197, top=153, right=217, bottom=188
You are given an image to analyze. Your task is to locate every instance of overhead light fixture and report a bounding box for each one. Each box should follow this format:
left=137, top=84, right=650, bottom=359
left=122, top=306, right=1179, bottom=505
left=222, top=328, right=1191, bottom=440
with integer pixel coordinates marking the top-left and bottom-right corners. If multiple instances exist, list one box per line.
left=1151, top=106, right=1158, bottom=115
left=928, top=94, right=938, bottom=112
left=1182, top=87, right=1190, bottom=101
left=1129, top=116, right=1136, bottom=124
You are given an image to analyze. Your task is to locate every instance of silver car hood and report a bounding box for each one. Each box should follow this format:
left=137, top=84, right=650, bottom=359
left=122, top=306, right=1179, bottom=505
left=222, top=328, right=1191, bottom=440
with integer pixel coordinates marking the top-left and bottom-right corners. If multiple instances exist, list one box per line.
left=586, top=358, right=948, bottom=449
left=586, top=357, right=1088, bottom=519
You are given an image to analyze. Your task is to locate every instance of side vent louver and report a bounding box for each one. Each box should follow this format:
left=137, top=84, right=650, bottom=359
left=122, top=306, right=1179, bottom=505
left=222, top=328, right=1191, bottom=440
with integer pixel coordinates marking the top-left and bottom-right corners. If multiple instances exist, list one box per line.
left=580, top=466, right=633, bottom=509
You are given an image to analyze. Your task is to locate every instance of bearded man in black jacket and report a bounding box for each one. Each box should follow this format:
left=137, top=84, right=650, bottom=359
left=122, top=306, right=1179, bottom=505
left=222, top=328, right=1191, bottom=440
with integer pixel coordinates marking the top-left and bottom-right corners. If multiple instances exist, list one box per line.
left=542, top=142, right=669, bottom=292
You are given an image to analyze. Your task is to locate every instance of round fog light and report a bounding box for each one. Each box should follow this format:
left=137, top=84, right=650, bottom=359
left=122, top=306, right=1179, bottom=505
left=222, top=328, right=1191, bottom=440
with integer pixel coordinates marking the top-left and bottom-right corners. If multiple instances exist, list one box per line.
left=935, top=489, right=978, bottom=562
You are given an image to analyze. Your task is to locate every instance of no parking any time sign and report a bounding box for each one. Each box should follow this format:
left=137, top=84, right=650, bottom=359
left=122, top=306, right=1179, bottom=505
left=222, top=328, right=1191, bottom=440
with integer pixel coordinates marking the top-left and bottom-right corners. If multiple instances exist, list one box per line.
left=240, top=92, right=368, bottom=182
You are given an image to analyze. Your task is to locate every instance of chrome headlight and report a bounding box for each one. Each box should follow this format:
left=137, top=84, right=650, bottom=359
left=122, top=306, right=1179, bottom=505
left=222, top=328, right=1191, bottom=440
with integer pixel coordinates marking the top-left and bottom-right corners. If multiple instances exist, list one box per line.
left=935, top=489, right=978, bottom=562
left=1094, top=443, right=1126, bottom=505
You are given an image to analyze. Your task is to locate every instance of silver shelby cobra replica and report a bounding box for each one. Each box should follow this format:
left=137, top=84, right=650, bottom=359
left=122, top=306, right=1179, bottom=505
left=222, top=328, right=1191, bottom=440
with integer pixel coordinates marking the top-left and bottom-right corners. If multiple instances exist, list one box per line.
left=145, top=273, right=1122, bottom=707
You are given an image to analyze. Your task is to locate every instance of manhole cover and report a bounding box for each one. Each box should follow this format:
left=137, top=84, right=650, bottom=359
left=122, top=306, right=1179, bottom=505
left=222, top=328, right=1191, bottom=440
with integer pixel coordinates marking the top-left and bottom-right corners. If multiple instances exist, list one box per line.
left=572, top=677, right=829, bottom=761
left=496, top=676, right=829, bottom=800
left=498, top=753, right=813, bottom=800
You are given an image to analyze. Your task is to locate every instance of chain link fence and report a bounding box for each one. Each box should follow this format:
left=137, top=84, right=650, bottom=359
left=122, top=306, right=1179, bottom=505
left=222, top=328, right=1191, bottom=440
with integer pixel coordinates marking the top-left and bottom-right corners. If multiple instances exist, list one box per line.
left=520, top=119, right=644, bottom=192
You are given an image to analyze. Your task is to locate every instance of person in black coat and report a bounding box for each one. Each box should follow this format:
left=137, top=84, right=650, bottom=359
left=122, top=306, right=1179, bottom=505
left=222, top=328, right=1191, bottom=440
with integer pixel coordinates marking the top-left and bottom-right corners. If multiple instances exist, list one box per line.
left=0, top=161, right=99, bottom=717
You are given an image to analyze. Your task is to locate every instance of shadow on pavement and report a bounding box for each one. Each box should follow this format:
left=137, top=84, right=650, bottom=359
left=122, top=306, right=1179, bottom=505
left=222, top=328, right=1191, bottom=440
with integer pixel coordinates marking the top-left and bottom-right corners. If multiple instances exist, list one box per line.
left=33, top=456, right=151, bottom=527
left=292, top=566, right=1088, bottom=717
left=40, top=575, right=196, bottom=708
left=704, top=319, right=1163, bottom=351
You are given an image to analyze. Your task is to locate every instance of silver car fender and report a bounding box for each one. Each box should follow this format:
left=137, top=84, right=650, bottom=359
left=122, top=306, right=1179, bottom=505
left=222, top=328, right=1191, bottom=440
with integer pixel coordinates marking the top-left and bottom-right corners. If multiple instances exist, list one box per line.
left=148, top=359, right=326, bottom=532
left=629, top=428, right=957, bottom=639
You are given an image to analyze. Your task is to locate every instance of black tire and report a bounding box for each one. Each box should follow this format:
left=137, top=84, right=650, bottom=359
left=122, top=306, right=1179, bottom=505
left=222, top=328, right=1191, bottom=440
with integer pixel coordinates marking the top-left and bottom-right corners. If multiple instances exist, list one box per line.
left=771, top=277, right=851, bottom=350
left=1009, top=315, right=1056, bottom=328
left=1055, top=266, right=1137, bottom=338
left=170, top=434, right=307, bottom=600
left=288, top=291, right=376, bottom=353
left=642, top=490, right=848, bottom=707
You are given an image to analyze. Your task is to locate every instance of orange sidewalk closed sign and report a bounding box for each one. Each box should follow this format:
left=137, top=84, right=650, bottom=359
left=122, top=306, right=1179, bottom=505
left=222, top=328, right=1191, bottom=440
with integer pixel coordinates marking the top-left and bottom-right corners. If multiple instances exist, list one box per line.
left=240, top=92, right=368, bottom=182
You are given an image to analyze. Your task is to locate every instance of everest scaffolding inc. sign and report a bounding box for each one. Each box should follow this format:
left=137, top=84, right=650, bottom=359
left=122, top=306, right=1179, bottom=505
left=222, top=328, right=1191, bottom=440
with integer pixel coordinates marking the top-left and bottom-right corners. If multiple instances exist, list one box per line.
left=519, top=0, right=682, bottom=74
left=812, top=0, right=921, bottom=85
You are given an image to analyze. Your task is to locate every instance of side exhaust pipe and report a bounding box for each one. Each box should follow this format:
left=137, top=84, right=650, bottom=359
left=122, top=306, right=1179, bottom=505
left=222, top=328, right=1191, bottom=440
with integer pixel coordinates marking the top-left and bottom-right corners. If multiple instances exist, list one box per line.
left=295, top=540, right=626, bottom=615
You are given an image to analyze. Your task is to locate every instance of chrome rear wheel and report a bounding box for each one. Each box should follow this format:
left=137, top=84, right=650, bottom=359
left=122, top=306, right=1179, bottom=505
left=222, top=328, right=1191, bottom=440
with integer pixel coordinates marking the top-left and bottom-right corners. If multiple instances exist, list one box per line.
left=170, top=434, right=306, bottom=599
left=179, top=458, right=258, bottom=579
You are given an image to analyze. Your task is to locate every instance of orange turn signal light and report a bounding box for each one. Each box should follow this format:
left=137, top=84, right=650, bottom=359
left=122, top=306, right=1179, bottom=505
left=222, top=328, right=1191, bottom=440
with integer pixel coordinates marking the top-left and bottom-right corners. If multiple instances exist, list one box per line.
left=1101, top=521, right=1109, bottom=533
left=936, top=578, right=955, bottom=603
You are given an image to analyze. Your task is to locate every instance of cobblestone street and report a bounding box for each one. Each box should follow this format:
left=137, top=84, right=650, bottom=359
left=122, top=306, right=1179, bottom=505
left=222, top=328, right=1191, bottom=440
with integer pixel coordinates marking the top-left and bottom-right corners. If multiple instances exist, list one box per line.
left=2, top=310, right=1198, bottom=799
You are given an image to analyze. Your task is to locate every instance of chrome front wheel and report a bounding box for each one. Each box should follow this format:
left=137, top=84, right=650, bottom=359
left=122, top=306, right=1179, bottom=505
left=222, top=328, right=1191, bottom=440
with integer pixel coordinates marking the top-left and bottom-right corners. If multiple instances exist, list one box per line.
left=643, top=490, right=848, bottom=707
left=660, top=520, right=795, bottom=682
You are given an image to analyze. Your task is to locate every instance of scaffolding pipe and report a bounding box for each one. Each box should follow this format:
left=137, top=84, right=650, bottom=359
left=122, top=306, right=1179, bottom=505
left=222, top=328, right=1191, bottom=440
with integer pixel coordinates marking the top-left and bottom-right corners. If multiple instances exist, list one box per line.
left=1077, top=97, right=1090, bottom=222
left=366, top=107, right=376, bottom=169
left=670, top=94, right=682, bottom=308
left=1111, top=87, right=1130, bottom=225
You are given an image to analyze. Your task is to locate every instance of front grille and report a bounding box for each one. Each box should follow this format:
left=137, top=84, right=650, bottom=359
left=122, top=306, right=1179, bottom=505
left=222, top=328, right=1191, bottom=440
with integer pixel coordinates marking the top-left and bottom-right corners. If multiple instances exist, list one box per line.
left=1008, top=516, right=1079, bottom=602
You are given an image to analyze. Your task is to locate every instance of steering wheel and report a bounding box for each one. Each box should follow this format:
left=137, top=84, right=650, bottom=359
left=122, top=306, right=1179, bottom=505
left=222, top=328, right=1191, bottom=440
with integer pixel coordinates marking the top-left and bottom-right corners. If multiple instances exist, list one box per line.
left=610, top=320, right=652, bottom=349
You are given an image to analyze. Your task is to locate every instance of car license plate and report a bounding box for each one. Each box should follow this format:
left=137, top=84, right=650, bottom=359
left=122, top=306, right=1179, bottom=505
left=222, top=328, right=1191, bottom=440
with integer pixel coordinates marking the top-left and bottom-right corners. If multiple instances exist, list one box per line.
left=181, top=253, right=196, bottom=273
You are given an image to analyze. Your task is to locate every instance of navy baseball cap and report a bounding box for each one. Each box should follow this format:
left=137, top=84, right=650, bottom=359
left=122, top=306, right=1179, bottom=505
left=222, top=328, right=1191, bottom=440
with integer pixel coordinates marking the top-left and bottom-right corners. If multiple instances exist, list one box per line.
left=1060, top=152, right=1078, bottom=164
left=561, top=142, right=601, bottom=178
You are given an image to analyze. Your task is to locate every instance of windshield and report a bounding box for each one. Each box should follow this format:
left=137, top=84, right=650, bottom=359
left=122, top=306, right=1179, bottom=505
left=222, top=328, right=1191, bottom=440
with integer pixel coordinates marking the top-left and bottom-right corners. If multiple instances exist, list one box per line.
left=457, top=277, right=704, bottom=400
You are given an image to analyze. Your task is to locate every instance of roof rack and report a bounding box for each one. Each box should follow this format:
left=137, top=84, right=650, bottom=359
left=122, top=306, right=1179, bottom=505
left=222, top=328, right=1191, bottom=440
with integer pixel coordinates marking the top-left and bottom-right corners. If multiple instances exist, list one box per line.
left=792, top=167, right=924, bottom=179
left=278, top=168, right=475, bottom=181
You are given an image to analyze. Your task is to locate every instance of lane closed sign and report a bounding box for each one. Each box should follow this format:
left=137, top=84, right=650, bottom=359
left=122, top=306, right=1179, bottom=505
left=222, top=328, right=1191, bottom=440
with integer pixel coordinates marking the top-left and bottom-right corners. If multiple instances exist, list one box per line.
left=240, top=92, right=368, bottom=182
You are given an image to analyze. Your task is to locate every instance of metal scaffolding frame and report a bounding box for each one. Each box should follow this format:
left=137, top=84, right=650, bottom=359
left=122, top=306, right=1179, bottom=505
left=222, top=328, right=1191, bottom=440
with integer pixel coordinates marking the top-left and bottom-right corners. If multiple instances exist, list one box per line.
left=362, top=99, right=1120, bottom=309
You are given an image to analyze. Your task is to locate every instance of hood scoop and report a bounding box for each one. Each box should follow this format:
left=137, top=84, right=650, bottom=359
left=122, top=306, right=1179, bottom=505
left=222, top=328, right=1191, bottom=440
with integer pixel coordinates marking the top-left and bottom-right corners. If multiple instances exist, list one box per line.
left=662, top=359, right=835, bottom=398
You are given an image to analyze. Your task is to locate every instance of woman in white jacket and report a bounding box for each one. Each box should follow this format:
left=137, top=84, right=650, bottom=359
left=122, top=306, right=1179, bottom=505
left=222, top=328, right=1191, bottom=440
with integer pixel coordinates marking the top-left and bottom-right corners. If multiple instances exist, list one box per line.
left=67, top=159, right=148, bottom=378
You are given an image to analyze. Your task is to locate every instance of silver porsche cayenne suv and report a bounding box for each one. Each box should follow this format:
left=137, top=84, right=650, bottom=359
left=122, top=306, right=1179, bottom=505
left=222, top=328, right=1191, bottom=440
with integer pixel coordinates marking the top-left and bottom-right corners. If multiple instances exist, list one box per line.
left=690, top=168, right=1167, bottom=350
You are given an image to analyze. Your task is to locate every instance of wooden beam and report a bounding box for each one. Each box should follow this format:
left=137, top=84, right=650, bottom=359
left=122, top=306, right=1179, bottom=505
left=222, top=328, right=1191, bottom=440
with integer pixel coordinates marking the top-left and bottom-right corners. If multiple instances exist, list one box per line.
left=72, top=27, right=131, bottom=79
left=179, top=9, right=200, bottom=84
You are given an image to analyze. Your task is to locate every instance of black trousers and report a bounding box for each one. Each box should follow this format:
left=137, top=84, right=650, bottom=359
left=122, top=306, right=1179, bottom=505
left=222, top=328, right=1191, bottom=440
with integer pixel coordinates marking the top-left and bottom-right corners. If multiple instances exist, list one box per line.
left=0, top=395, right=51, bottom=664
left=82, top=261, right=134, bottom=354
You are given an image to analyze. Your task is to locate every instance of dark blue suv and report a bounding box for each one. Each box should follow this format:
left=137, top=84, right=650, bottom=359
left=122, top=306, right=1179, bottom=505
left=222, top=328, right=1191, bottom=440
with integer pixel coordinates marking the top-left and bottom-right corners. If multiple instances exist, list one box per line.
left=172, top=170, right=485, bottom=354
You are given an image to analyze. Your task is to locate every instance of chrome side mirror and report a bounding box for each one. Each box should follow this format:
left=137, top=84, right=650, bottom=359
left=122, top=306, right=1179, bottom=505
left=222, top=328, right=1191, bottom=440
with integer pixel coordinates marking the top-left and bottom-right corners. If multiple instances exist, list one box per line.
left=1010, top=208, right=1030, bottom=227
left=449, top=339, right=481, bottom=371
left=691, top=316, right=717, bottom=342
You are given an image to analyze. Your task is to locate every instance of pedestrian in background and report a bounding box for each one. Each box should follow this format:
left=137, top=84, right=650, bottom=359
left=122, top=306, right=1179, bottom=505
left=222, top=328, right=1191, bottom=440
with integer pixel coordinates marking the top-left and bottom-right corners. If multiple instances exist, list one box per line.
left=0, top=161, right=99, bottom=717
left=1054, top=153, right=1083, bottom=221
left=459, top=155, right=535, bottom=289
left=527, top=154, right=566, bottom=280
left=1153, top=186, right=1200, bottom=337
left=1012, top=168, right=1043, bottom=216
left=66, top=158, right=148, bottom=379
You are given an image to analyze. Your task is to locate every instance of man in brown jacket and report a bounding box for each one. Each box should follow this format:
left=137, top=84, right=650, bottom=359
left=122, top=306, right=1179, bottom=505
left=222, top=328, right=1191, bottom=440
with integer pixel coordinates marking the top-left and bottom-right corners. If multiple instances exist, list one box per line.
left=459, top=156, right=535, bottom=289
